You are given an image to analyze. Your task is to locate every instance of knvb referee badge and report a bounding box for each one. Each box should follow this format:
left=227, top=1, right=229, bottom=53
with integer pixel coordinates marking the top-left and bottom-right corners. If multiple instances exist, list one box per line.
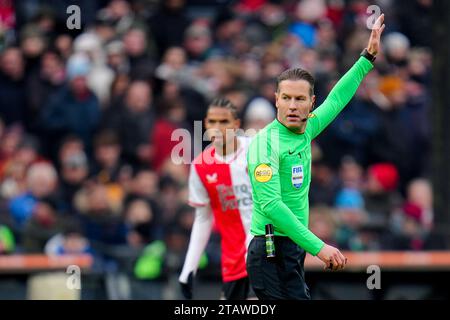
left=254, top=164, right=272, bottom=183
left=292, top=165, right=303, bottom=188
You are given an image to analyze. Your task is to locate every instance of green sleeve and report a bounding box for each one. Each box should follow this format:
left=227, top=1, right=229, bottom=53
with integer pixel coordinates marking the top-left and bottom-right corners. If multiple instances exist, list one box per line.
left=308, top=56, right=374, bottom=139
left=248, top=137, right=324, bottom=255
left=134, top=240, right=166, bottom=280
left=0, top=225, right=15, bottom=253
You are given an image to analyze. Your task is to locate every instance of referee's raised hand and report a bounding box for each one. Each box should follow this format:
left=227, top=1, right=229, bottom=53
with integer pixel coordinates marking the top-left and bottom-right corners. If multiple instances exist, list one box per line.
left=366, top=13, right=386, bottom=56
left=317, top=244, right=347, bottom=271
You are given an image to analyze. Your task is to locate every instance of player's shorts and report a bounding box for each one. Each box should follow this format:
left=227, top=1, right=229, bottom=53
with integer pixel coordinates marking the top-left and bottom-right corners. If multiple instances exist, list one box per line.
left=246, top=235, right=311, bottom=300
left=221, top=276, right=256, bottom=300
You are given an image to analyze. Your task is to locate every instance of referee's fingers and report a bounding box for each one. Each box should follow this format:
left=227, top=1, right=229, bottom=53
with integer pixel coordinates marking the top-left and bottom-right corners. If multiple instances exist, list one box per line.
left=331, top=256, right=340, bottom=271
left=325, top=258, right=335, bottom=270
left=338, top=251, right=347, bottom=267
left=334, top=253, right=345, bottom=270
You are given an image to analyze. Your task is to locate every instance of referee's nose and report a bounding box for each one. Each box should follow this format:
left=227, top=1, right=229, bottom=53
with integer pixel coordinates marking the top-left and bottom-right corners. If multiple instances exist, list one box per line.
left=288, top=103, right=299, bottom=111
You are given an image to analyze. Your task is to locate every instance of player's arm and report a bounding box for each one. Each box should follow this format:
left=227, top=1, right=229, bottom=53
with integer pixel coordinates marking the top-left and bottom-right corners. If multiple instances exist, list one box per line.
left=309, top=14, right=385, bottom=139
left=248, top=139, right=324, bottom=256
left=178, top=205, right=213, bottom=298
left=178, top=164, right=213, bottom=299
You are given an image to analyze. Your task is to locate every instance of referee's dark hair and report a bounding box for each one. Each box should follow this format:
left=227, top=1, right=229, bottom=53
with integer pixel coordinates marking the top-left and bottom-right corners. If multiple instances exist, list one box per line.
left=276, top=68, right=315, bottom=97
left=207, top=97, right=239, bottom=119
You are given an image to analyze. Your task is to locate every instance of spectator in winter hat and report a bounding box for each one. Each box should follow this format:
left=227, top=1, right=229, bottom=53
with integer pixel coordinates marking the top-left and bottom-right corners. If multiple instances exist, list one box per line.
left=383, top=32, right=410, bottom=66
left=364, top=163, right=402, bottom=227
left=367, top=163, right=399, bottom=192
left=243, top=97, right=276, bottom=131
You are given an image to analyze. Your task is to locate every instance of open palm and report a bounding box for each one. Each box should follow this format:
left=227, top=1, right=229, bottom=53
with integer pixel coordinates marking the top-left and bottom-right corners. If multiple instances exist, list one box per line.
left=367, top=13, right=386, bottom=56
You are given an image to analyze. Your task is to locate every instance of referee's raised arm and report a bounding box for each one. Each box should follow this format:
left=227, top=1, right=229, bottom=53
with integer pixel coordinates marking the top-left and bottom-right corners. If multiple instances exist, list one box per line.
left=308, top=14, right=386, bottom=139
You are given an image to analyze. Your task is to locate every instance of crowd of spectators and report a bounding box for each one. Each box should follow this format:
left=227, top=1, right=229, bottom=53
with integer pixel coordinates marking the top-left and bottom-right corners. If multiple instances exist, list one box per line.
left=0, top=0, right=445, bottom=298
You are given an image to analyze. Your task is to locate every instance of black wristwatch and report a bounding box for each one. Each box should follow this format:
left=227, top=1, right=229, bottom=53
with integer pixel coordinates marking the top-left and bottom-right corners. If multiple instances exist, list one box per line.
left=361, top=48, right=376, bottom=62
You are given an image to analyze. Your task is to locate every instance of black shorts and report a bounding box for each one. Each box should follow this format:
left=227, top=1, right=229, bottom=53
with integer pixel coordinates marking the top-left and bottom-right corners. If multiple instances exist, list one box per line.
left=221, top=276, right=256, bottom=300
left=246, top=236, right=311, bottom=300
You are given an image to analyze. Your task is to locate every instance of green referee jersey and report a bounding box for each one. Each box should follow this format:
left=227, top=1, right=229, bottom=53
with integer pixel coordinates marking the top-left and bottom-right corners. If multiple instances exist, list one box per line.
left=247, top=56, right=373, bottom=256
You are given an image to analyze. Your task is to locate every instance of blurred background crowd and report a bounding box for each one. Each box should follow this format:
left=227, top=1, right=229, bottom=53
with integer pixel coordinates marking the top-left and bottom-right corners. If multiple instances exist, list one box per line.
left=0, top=0, right=445, bottom=299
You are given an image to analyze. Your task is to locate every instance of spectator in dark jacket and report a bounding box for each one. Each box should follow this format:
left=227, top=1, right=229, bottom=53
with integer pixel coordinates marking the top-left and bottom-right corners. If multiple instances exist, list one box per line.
left=25, top=49, right=66, bottom=134
left=40, top=53, right=100, bottom=156
left=76, top=182, right=127, bottom=246
left=122, top=27, right=156, bottom=80
left=59, top=151, right=89, bottom=214
left=148, top=0, right=190, bottom=59
left=101, top=80, right=155, bottom=169
left=0, top=47, right=27, bottom=126
left=22, top=197, right=64, bottom=253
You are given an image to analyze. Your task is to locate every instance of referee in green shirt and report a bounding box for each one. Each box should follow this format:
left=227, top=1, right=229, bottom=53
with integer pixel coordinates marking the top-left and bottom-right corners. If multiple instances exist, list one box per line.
left=246, top=14, right=386, bottom=300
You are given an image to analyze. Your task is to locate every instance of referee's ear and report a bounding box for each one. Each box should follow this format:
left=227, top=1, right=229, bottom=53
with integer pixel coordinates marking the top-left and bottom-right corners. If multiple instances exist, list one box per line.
left=310, top=95, right=316, bottom=111
left=274, top=91, right=279, bottom=109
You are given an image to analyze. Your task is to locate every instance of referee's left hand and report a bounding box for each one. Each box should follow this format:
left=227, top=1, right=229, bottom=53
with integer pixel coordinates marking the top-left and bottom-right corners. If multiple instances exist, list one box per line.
left=366, top=13, right=386, bottom=56
left=317, top=244, right=347, bottom=271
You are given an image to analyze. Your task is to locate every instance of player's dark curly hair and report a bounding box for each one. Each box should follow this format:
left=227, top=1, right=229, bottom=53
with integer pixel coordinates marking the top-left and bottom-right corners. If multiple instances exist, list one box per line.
left=208, top=97, right=239, bottom=119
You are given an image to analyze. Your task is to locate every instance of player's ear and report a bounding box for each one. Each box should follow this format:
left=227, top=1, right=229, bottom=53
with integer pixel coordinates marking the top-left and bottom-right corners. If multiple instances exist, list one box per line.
left=234, top=118, right=241, bottom=129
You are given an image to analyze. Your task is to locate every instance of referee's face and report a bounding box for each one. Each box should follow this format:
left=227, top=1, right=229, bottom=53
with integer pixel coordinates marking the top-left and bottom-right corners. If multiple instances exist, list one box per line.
left=275, top=79, right=315, bottom=133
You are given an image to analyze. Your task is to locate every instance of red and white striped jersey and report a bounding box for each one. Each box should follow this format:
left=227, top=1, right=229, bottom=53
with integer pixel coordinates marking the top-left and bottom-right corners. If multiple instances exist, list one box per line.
left=188, top=136, right=253, bottom=282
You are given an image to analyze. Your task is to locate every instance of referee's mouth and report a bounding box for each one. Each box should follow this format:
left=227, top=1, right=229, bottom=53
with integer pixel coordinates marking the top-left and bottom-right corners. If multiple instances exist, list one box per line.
left=286, top=114, right=307, bottom=122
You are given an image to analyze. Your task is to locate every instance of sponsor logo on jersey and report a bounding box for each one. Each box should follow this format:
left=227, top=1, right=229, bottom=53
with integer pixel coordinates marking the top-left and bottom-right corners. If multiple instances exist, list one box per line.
left=216, top=184, right=252, bottom=211
left=206, top=173, right=218, bottom=184
left=292, top=165, right=303, bottom=188
left=254, top=164, right=272, bottom=183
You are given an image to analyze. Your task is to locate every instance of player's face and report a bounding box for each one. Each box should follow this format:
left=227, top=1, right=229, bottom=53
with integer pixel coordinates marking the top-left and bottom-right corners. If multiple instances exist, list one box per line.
left=275, top=79, right=315, bottom=133
left=205, top=107, right=240, bottom=147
